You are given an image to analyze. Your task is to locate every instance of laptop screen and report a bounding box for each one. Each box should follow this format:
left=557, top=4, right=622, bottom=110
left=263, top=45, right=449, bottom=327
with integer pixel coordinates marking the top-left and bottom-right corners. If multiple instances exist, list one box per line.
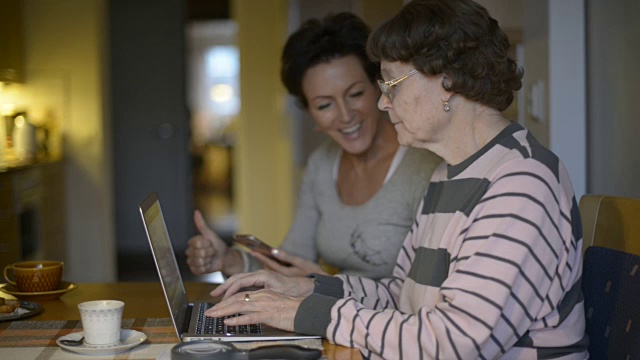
left=140, top=193, right=189, bottom=328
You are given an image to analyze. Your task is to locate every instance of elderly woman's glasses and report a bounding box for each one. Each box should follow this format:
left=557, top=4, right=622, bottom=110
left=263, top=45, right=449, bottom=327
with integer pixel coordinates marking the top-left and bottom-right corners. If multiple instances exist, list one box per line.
left=377, top=70, right=418, bottom=101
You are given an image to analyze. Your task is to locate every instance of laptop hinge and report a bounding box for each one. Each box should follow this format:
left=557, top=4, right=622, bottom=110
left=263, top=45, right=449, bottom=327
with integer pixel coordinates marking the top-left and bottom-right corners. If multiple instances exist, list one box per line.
left=181, top=304, right=193, bottom=335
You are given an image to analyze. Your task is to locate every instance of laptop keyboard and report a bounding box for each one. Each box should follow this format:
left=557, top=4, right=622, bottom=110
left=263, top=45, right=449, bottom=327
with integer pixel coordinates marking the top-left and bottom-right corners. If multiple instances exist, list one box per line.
left=195, top=303, right=262, bottom=335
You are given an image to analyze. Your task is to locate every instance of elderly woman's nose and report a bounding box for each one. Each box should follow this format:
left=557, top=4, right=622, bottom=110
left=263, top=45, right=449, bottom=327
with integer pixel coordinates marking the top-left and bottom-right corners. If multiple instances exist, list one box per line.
left=378, top=94, right=391, bottom=111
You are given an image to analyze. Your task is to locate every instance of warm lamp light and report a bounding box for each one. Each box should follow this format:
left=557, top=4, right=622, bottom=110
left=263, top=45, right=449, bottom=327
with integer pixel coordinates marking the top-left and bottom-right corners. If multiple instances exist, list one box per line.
left=14, top=115, right=25, bottom=127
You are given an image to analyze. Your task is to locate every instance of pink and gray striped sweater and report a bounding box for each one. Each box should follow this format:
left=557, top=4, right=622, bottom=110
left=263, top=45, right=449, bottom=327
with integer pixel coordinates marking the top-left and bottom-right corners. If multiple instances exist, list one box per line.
left=294, top=123, right=588, bottom=359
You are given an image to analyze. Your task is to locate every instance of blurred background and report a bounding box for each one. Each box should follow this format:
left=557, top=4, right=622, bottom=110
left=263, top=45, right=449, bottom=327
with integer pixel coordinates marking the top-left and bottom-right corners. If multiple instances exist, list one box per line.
left=0, top=0, right=638, bottom=282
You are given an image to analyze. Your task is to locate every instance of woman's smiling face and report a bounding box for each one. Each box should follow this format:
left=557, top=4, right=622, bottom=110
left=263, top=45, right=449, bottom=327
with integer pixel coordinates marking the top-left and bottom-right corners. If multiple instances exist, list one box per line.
left=302, top=55, right=386, bottom=155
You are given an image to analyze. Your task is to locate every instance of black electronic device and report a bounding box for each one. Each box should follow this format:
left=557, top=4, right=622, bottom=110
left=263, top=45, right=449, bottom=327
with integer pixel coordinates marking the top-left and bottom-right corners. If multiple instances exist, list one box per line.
left=170, top=341, right=322, bottom=360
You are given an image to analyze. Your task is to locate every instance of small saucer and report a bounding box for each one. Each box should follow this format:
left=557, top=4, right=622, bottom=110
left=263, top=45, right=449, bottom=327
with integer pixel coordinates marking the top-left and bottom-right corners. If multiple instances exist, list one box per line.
left=0, top=282, right=77, bottom=301
left=0, top=301, right=42, bottom=322
left=57, top=329, right=147, bottom=355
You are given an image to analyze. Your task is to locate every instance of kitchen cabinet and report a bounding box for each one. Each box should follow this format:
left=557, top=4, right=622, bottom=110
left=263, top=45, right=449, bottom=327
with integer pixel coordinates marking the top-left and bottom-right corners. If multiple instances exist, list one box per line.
left=0, top=0, right=24, bottom=83
left=0, top=174, right=20, bottom=270
left=0, top=161, right=65, bottom=271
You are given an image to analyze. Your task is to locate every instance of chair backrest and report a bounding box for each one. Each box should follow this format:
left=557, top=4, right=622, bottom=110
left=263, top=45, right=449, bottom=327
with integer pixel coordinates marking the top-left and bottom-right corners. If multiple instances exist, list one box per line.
left=582, top=246, right=640, bottom=358
left=579, top=194, right=640, bottom=255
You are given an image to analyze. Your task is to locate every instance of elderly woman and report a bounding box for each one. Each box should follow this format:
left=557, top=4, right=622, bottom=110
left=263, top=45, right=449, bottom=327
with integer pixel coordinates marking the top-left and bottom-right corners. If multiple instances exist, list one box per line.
left=185, top=13, right=440, bottom=280
left=206, top=1, right=588, bottom=359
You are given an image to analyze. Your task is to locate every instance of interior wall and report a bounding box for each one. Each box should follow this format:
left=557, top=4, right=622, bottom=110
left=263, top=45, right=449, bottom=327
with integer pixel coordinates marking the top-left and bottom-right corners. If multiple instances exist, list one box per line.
left=232, top=0, right=293, bottom=247
left=522, top=0, right=549, bottom=146
left=475, top=0, right=523, bottom=31
left=357, top=0, right=405, bottom=29
left=22, top=0, right=115, bottom=281
left=521, top=0, right=587, bottom=200
left=587, top=0, right=640, bottom=198
left=548, top=0, right=586, bottom=200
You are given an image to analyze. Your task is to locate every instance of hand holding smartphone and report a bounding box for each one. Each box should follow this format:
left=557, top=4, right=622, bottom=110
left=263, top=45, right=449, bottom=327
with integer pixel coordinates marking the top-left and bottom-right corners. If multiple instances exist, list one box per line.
left=233, top=234, right=290, bottom=266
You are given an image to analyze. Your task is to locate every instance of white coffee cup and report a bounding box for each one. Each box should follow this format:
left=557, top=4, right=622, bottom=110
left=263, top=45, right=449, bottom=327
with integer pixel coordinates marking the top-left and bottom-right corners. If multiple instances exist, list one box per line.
left=78, top=300, right=125, bottom=345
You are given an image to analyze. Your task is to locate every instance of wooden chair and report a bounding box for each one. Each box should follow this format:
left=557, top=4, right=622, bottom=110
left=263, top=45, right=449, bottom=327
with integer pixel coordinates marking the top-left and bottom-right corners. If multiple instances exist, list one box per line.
left=582, top=246, right=640, bottom=358
left=579, top=194, right=640, bottom=255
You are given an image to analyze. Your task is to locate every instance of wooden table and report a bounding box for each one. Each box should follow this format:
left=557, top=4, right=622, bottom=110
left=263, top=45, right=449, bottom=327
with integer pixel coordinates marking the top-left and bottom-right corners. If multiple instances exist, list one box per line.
left=1, top=281, right=362, bottom=360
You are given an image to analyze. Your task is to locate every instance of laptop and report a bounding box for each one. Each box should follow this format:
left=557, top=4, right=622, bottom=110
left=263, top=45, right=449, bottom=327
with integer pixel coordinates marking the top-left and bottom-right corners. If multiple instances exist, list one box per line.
left=139, top=192, right=320, bottom=342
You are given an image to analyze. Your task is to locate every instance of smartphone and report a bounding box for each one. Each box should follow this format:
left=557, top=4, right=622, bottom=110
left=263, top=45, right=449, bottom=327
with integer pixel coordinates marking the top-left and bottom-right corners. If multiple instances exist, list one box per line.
left=233, top=234, right=290, bottom=266
left=233, top=234, right=273, bottom=256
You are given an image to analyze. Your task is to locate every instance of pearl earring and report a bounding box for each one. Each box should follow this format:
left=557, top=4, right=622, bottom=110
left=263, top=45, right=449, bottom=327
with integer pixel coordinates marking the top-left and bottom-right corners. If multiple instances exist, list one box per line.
left=443, top=101, right=450, bottom=112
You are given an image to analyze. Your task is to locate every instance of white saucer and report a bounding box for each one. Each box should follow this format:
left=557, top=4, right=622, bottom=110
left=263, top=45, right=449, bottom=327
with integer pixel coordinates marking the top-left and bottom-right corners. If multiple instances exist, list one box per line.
left=57, top=329, right=147, bottom=355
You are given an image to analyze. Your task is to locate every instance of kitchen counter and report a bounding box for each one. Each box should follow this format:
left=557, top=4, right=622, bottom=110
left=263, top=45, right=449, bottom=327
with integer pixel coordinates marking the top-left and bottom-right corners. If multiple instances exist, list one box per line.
left=0, top=151, right=61, bottom=173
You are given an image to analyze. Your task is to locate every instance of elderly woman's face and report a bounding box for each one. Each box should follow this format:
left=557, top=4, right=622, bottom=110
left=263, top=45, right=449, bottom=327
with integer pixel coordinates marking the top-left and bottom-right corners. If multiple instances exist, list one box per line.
left=378, top=61, right=449, bottom=149
left=302, top=55, right=386, bottom=155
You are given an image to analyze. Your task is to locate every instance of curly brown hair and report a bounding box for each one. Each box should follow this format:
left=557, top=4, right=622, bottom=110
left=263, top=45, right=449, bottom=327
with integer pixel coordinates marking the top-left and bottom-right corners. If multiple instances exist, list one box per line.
left=367, top=0, right=523, bottom=111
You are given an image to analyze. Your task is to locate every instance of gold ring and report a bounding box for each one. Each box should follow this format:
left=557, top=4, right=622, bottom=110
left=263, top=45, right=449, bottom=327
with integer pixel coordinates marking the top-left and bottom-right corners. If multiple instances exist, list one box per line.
left=244, top=294, right=250, bottom=302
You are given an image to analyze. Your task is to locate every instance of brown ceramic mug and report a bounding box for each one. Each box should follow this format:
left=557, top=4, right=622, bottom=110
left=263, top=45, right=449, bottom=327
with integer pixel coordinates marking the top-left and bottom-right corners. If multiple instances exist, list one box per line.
left=3, top=260, right=64, bottom=292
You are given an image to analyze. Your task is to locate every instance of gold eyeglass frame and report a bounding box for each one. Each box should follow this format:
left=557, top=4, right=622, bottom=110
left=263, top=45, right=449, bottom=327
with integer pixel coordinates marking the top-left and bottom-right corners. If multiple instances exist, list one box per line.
left=377, top=69, right=418, bottom=101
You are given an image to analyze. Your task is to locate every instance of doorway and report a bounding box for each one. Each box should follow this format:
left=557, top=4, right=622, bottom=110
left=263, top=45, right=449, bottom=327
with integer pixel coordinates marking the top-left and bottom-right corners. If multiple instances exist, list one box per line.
left=186, top=19, right=239, bottom=246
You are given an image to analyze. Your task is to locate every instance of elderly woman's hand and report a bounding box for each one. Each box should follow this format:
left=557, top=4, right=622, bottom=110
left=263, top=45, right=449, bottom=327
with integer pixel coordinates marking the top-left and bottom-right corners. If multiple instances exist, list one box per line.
left=205, top=289, right=304, bottom=332
left=210, top=269, right=315, bottom=300
left=252, top=250, right=329, bottom=277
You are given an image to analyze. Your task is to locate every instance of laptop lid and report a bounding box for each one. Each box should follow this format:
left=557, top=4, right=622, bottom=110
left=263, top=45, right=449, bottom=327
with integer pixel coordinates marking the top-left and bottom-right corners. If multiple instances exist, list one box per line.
left=139, top=192, right=190, bottom=339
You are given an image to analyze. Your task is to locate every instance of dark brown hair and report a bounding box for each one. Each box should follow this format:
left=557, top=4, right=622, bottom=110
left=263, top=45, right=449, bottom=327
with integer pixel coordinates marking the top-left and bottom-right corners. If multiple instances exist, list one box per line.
left=367, top=0, right=523, bottom=111
left=281, top=12, right=378, bottom=108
